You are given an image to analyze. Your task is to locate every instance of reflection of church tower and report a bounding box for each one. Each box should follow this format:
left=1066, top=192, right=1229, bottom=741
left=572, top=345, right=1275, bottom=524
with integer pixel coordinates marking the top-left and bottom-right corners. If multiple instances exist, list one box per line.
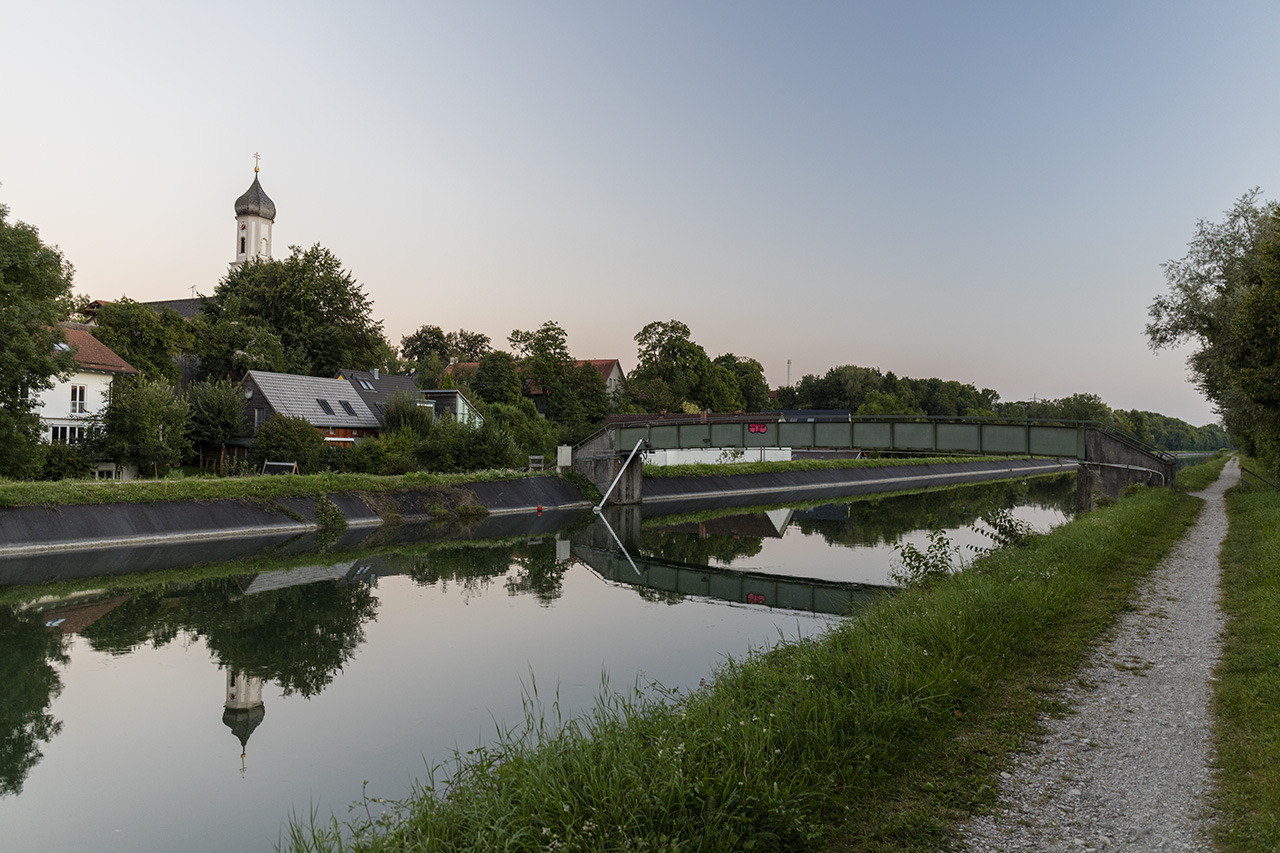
left=222, top=669, right=265, bottom=773
left=232, top=154, right=276, bottom=268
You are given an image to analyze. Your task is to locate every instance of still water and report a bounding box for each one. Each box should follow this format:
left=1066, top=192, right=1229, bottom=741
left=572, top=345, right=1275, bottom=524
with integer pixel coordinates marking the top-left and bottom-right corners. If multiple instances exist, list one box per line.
left=0, top=476, right=1073, bottom=852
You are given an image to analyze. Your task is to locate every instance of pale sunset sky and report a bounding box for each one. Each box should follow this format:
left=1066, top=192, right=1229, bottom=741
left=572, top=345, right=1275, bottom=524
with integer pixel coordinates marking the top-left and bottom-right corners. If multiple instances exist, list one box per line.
left=5, top=1, right=1280, bottom=426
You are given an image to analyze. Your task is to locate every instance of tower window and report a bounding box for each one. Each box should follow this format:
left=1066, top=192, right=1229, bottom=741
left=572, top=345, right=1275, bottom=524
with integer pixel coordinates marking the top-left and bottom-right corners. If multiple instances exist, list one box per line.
left=240, top=237, right=246, bottom=254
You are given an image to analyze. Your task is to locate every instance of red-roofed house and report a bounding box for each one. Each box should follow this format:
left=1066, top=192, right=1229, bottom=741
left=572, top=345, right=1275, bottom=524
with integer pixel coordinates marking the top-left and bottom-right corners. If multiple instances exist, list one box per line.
left=36, top=322, right=139, bottom=478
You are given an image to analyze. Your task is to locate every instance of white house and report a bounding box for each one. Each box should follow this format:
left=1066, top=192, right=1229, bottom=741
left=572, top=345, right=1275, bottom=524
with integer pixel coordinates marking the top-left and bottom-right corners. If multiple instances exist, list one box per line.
left=39, top=322, right=138, bottom=478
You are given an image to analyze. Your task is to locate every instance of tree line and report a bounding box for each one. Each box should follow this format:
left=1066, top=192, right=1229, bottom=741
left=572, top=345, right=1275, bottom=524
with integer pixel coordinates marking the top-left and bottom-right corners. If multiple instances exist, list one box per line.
left=1, top=195, right=1230, bottom=482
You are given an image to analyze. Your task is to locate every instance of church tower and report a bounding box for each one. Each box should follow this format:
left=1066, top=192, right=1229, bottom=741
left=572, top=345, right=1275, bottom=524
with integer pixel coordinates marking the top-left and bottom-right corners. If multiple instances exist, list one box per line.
left=232, top=155, right=275, bottom=268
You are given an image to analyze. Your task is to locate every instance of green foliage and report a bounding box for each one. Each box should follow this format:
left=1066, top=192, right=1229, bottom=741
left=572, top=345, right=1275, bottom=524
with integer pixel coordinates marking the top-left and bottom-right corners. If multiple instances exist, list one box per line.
left=0, top=203, right=77, bottom=478
left=184, top=379, right=246, bottom=472
left=1147, top=190, right=1280, bottom=464
left=381, top=391, right=433, bottom=439
left=248, top=414, right=326, bottom=474
left=401, top=326, right=491, bottom=365
left=471, top=350, right=522, bottom=406
left=40, top=441, right=92, bottom=481
left=891, top=517, right=959, bottom=586
left=190, top=305, right=288, bottom=381
left=312, top=495, right=347, bottom=531
left=484, top=398, right=557, bottom=459
left=93, top=377, right=192, bottom=477
left=200, top=244, right=384, bottom=379
left=416, top=418, right=520, bottom=474
left=787, top=364, right=999, bottom=418
left=89, top=297, right=192, bottom=383
left=630, top=319, right=744, bottom=413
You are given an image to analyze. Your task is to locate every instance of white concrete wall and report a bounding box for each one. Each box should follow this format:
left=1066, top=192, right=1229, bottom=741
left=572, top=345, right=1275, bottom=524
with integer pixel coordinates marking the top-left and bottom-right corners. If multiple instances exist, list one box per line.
left=37, top=369, right=112, bottom=438
left=644, top=447, right=792, bottom=466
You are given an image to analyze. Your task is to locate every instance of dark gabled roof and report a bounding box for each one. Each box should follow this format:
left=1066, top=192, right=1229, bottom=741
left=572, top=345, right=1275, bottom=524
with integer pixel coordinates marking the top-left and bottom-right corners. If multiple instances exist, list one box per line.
left=244, top=370, right=379, bottom=429
left=141, top=298, right=204, bottom=320
left=58, top=322, right=138, bottom=375
left=334, top=368, right=423, bottom=423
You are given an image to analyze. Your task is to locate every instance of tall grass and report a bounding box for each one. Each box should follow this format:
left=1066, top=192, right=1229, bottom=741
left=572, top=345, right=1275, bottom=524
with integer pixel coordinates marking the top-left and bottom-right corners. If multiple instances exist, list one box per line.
left=1214, top=471, right=1280, bottom=851
left=282, top=484, right=1200, bottom=852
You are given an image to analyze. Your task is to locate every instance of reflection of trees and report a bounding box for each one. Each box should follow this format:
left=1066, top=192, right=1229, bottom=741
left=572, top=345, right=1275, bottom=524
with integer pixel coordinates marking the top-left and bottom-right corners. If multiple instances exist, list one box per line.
left=639, top=531, right=765, bottom=566
left=405, top=545, right=513, bottom=593
left=792, top=477, right=1075, bottom=548
left=504, top=540, right=569, bottom=604
left=80, top=589, right=182, bottom=655
left=186, top=580, right=378, bottom=698
left=0, top=607, right=68, bottom=797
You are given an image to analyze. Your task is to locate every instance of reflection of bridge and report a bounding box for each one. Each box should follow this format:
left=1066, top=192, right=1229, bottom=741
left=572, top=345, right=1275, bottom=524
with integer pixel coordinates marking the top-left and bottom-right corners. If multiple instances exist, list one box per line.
left=572, top=542, right=883, bottom=616
left=572, top=415, right=1177, bottom=509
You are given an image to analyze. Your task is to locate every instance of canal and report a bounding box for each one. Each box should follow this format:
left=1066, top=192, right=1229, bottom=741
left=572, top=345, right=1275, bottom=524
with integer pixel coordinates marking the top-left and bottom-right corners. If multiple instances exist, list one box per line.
left=0, top=474, right=1074, bottom=852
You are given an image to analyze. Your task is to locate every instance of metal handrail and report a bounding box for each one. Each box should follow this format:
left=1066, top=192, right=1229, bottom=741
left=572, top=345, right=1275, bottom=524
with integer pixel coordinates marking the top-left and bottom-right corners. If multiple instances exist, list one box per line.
left=1241, top=466, right=1279, bottom=490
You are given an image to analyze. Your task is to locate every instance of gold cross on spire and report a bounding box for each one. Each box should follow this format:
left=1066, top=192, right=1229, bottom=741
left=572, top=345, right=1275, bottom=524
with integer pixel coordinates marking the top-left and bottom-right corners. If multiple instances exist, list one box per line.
left=253, top=152, right=261, bottom=173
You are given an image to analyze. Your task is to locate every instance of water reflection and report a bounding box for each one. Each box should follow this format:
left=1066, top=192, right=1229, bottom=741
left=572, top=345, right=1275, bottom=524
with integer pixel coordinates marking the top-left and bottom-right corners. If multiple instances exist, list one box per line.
left=0, top=607, right=67, bottom=797
left=0, top=473, right=1076, bottom=850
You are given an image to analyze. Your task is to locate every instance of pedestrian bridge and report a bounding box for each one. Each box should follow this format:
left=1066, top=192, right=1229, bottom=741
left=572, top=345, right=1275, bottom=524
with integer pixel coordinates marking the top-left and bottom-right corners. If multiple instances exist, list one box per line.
left=572, top=414, right=1177, bottom=508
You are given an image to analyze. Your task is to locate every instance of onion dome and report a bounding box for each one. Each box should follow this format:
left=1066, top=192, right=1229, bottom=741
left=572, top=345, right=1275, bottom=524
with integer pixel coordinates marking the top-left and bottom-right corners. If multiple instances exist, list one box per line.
left=234, top=174, right=276, bottom=221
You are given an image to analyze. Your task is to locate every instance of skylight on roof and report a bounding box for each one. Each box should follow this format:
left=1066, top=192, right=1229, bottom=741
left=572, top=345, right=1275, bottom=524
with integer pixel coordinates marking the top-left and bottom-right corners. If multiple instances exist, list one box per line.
left=358, top=379, right=374, bottom=391
left=340, top=400, right=356, bottom=416
left=317, top=399, right=335, bottom=416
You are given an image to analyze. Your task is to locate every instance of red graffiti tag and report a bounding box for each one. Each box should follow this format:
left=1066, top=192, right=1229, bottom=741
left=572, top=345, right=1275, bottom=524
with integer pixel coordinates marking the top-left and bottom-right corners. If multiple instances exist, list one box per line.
left=746, top=592, right=767, bottom=605
left=747, top=423, right=768, bottom=434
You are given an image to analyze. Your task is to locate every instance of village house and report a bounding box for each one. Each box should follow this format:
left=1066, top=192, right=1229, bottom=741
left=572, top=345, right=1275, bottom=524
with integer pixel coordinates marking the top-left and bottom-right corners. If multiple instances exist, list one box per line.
left=37, top=322, right=139, bottom=479
left=239, top=370, right=380, bottom=446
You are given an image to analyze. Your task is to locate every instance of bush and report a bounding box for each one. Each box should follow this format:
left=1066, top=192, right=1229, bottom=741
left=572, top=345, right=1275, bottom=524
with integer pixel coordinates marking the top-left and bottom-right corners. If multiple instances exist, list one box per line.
left=41, top=442, right=92, bottom=481
left=248, top=415, right=326, bottom=474
left=416, top=418, right=520, bottom=473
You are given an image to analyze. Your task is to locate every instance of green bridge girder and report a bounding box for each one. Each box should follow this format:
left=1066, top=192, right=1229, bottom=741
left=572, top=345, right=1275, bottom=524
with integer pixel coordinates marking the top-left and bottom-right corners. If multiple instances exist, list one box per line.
left=615, top=417, right=1088, bottom=459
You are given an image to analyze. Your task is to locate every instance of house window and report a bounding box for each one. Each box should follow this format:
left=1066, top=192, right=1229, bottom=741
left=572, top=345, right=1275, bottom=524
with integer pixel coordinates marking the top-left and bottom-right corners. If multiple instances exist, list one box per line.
left=317, top=399, right=335, bottom=416
left=358, top=378, right=374, bottom=391
left=254, top=408, right=265, bottom=430
left=70, top=385, right=86, bottom=414
left=51, top=426, right=68, bottom=443
left=340, top=400, right=356, bottom=416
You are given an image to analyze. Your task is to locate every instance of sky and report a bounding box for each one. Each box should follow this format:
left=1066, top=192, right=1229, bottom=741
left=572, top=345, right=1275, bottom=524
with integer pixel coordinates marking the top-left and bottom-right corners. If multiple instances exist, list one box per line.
left=4, top=1, right=1279, bottom=427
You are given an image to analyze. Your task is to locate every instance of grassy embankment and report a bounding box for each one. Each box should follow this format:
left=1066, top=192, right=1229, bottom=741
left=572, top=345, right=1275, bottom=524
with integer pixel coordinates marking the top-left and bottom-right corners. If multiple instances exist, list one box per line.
left=283, top=462, right=1215, bottom=853
left=644, top=455, right=1010, bottom=479
left=1215, top=457, right=1280, bottom=851
left=0, top=468, right=535, bottom=510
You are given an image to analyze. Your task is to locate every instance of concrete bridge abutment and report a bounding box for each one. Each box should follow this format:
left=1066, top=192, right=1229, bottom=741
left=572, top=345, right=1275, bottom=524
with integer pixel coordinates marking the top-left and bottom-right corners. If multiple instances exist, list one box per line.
left=571, top=431, right=644, bottom=506
left=1076, top=428, right=1177, bottom=511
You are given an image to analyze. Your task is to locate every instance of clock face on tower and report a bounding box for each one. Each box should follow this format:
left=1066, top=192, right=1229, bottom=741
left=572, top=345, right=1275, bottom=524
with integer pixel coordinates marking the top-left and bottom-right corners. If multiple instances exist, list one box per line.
left=241, top=224, right=246, bottom=231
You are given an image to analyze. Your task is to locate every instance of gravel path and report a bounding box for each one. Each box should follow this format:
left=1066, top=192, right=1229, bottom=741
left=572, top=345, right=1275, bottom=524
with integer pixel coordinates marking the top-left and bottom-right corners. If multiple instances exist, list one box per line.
left=960, top=459, right=1235, bottom=852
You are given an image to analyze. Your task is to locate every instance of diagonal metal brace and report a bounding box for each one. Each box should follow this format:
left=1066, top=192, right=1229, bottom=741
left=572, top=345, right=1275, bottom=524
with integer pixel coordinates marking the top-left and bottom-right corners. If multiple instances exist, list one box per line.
left=593, top=438, right=648, bottom=513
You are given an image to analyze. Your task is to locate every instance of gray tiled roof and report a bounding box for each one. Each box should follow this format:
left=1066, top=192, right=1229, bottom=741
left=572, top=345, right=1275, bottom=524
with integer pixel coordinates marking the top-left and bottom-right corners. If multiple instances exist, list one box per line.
left=245, top=370, right=380, bottom=428
left=335, top=368, right=422, bottom=421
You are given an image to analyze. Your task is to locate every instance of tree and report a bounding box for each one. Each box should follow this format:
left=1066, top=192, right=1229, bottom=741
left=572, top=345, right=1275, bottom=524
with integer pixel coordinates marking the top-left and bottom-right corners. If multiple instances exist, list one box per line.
left=1147, top=190, right=1279, bottom=456
left=471, top=350, right=522, bottom=406
left=0, top=203, right=77, bottom=478
left=401, top=324, right=450, bottom=364
left=185, top=380, right=247, bottom=473
left=94, top=378, right=192, bottom=478
left=447, top=329, right=491, bottom=362
left=201, top=244, right=384, bottom=378
left=247, top=414, right=326, bottom=473
left=714, top=353, right=771, bottom=412
left=90, top=298, right=192, bottom=383
left=509, top=320, right=574, bottom=405
left=629, top=320, right=744, bottom=413
left=0, top=607, right=68, bottom=796
left=190, top=303, right=288, bottom=382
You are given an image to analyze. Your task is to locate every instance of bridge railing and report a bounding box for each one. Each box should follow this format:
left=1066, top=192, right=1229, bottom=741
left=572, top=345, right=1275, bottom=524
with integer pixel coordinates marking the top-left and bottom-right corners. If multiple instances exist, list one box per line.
left=594, top=413, right=1178, bottom=467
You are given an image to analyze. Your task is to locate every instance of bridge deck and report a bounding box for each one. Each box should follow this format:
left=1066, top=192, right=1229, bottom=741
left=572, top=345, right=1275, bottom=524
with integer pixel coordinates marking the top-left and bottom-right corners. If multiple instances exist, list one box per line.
left=615, top=417, right=1088, bottom=459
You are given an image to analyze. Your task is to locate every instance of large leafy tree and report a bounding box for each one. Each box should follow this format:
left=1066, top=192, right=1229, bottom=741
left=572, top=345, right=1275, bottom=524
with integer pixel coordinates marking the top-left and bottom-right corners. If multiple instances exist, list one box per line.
left=201, top=245, right=384, bottom=378
left=0, top=204, right=77, bottom=478
left=90, top=297, right=192, bottom=383
left=95, top=378, right=192, bottom=478
left=629, top=320, right=744, bottom=413
left=1147, top=190, right=1280, bottom=460
left=471, top=350, right=522, bottom=406
left=185, top=380, right=246, bottom=473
